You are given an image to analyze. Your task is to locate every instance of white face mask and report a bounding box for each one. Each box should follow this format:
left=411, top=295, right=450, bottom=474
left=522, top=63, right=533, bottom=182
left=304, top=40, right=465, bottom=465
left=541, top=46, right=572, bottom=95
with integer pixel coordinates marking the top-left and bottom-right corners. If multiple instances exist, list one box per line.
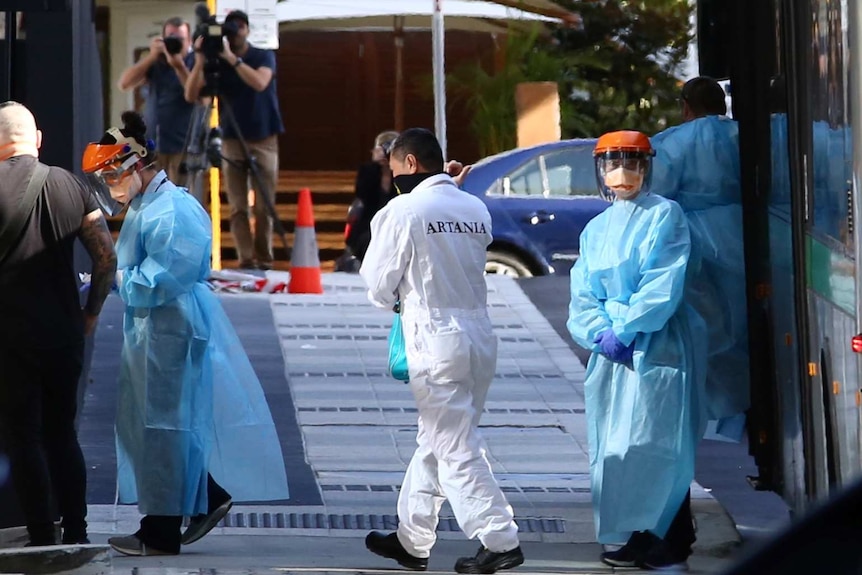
left=109, top=171, right=143, bottom=206
left=604, top=167, right=644, bottom=200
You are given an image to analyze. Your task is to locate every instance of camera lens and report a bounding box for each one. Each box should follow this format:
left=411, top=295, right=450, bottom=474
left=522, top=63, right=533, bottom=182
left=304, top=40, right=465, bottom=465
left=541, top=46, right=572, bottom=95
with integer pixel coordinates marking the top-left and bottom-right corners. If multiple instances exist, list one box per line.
left=163, top=36, right=182, bottom=55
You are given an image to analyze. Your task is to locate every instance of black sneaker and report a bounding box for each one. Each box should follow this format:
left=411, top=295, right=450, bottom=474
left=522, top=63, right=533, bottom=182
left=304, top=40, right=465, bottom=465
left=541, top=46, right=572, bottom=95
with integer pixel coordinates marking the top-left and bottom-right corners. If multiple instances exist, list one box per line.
left=107, top=534, right=178, bottom=556
left=601, top=531, right=653, bottom=568
left=365, top=531, right=428, bottom=571
left=454, top=545, right=524, bottom=574
left=181, top=499, right=233, bottom=545
left=640, top=538, right=690, bottom=572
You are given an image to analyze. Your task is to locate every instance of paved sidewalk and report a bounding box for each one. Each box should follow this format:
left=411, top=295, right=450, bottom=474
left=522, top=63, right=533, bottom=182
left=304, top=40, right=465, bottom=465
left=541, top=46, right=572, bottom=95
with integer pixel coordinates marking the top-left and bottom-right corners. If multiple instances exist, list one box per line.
left=44, top=273, right=741, bottom=573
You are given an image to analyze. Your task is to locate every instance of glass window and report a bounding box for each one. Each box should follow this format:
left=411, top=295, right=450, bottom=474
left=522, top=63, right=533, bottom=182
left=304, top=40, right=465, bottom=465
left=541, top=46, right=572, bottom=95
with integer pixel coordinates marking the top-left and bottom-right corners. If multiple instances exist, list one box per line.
left=542, top=146, right=600, bottom=197
left=502, top=158, right=543, bottom=196
left=499, top=145, right=600, bottom=198
left=809, top=0, right=852, bottom=245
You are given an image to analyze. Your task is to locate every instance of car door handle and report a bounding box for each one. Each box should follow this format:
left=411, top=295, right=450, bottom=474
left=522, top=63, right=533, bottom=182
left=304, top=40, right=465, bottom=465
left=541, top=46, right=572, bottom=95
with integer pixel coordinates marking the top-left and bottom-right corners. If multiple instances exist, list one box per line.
left=525, top=210, right=555, bottom=224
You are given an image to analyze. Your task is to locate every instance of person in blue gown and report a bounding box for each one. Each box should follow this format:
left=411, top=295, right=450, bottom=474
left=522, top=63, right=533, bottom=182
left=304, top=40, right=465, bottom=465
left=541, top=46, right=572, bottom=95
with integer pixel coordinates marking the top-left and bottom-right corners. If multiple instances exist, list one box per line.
left=650, top=77, right=749, bottom=441
left=81, top=111, right=288, bottom=556
left=567, top=131, right=707, bottom=571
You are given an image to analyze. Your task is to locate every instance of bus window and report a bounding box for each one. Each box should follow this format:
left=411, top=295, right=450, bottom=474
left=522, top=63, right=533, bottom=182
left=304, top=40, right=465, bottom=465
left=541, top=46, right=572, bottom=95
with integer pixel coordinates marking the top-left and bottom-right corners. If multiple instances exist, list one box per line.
left=809, top=0, right=853, bottom=245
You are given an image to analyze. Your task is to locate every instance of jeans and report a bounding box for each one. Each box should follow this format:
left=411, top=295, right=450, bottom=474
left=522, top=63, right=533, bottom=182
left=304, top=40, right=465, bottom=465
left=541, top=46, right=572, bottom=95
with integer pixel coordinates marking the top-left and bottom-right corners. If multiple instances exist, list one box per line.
left=0, top=342, right=87, bottom=544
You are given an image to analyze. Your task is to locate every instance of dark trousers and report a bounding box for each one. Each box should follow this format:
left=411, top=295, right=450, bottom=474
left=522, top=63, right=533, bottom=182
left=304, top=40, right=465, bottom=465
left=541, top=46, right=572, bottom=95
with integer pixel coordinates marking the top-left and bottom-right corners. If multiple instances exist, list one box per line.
left=137, top=473, right=231, bottom=553
left=0, top=342, right=88, bottom=544
left=663, top=490, right=695, bottom=557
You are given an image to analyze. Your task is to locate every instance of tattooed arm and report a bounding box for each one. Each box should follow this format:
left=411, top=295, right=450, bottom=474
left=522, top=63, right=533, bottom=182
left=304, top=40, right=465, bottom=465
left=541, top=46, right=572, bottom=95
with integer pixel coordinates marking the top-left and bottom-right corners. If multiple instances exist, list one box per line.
left=78, top=208, right=117, bottom=334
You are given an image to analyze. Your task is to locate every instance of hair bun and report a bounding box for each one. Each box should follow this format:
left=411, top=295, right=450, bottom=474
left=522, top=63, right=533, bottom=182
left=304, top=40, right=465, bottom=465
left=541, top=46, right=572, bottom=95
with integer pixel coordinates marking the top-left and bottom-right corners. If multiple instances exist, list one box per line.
left=120, top=110, right=148, bottom=140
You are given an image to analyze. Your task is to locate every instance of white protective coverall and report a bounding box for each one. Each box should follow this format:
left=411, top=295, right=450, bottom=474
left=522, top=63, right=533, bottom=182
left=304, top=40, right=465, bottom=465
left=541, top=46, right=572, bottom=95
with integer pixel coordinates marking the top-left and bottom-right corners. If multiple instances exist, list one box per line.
left=359, top=173, right=520, bottom=559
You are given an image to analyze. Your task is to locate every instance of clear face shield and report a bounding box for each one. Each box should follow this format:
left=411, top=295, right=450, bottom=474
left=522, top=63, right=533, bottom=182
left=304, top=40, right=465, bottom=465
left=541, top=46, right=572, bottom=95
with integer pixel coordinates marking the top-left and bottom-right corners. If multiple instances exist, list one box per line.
left=82, top=133, right=148, bottom=217
left=594, top=152, right=652, bottom=202
left=84, top=156, right=140, bottom=217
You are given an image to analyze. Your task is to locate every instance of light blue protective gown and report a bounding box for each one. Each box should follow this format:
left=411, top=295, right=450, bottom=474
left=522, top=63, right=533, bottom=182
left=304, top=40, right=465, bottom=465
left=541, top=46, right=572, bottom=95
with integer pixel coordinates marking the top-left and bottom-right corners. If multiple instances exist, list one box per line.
left=114, top=172, right=289, bottom=516
left=567, top=193, right=706, bottom=543
left=651, top=116, right=749, bottom=437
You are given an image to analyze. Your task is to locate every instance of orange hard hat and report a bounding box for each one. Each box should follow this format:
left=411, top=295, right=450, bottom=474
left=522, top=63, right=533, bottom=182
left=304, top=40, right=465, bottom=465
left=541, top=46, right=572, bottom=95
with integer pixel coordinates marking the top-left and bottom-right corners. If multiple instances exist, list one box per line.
left=593, top=131, right=653, bottom=156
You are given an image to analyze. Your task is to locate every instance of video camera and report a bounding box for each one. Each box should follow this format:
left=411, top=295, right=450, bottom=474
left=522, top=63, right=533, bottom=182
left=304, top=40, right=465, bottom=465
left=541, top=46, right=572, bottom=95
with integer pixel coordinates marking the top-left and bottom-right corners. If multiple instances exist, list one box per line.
left=193, top=2, right=239, bottom=62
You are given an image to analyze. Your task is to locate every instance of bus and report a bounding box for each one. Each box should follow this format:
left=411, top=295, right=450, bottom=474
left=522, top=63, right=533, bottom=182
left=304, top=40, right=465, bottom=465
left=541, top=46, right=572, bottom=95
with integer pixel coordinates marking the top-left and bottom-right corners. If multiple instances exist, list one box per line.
left=699, top=0, right=862, bottom=515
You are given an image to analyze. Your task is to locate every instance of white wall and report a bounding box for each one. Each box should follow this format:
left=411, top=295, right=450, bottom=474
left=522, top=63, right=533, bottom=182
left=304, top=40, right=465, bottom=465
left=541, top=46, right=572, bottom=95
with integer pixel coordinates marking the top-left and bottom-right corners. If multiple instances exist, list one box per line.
left=108, top=0, right=196, bottom=126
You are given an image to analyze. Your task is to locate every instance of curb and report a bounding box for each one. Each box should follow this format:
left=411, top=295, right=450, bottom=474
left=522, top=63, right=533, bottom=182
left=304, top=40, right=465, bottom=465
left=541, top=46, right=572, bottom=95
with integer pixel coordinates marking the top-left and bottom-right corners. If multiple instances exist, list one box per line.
left=692, top=496, right=743, bottom=557
left=0, top=543, right=111, bottom=575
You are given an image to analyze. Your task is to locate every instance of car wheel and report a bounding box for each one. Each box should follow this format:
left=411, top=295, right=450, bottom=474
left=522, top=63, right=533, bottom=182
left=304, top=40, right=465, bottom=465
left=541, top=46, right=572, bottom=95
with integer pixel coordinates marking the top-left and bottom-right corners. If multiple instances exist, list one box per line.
left=485, top=250, right=534, bottom=278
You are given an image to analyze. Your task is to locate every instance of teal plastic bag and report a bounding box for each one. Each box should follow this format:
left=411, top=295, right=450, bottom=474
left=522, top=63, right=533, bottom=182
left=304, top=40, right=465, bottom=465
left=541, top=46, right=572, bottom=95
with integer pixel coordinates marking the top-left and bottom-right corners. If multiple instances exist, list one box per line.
left=387, top=312, right=409, bottom=382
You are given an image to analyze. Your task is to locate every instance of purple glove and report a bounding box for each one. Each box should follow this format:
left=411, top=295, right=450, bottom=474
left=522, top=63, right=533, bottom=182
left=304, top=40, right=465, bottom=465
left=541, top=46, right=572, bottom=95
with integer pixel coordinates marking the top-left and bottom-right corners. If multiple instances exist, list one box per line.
left=594, top=330, right=634, bottom=364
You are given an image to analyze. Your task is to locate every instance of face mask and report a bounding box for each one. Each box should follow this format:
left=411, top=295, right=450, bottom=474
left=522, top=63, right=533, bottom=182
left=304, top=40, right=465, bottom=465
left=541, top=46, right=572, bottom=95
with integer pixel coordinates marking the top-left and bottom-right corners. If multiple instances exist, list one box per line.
left=109, top=171, right=143, bottom=206
left=393, top=172, right=437, bottom=195
left=604, top=167, right=644, bottom=200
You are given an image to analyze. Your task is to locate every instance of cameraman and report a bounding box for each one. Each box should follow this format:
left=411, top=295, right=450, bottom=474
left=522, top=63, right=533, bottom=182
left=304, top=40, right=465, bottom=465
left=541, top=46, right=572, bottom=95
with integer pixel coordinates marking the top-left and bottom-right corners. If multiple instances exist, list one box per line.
left=118, top=17, right=194, bottom=186
left=184, top=10, right=284, bottom=271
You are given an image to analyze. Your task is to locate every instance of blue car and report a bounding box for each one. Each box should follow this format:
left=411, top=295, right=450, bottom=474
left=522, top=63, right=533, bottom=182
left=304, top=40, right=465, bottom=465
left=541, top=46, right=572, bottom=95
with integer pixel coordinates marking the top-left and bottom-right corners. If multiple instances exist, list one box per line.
left=459, top=138, right=609, bottom=277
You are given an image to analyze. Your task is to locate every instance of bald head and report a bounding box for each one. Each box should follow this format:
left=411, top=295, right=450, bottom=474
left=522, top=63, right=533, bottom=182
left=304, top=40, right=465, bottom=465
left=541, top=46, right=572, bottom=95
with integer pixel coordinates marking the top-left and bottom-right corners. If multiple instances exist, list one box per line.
left=0, top=101, right=41, bottom=158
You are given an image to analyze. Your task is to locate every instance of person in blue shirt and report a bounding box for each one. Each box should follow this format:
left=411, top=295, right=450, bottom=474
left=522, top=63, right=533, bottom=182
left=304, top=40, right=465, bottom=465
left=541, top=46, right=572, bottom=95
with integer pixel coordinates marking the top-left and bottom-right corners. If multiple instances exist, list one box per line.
left=567, top=131, right=707, bottom=571
left=118, top=17, right=195, bottom=187
left=81, top=110, right=289, bottom=556
left=185, top=9, right=285, bottom=270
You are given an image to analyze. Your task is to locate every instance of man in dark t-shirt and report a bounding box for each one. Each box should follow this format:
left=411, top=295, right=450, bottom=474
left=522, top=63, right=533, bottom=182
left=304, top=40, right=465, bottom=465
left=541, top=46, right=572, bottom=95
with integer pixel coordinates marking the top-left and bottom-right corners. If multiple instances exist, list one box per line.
left=0, top=102, right=117, bottom=546
left=118, top=17, right=195, bottom=186
left=185, top=10, right=285, bottom=270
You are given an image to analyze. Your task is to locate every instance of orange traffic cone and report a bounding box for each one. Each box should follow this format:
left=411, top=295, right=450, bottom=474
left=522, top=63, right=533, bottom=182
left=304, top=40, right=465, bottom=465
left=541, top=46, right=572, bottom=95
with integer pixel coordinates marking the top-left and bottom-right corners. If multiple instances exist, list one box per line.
left=288, top=188, right=323, bottom=294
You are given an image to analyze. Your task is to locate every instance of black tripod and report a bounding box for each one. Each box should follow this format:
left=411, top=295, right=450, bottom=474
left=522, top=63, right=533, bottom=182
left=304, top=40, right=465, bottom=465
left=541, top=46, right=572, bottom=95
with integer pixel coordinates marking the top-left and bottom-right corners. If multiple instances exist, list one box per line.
left=179, top=62, right=291, bottom=263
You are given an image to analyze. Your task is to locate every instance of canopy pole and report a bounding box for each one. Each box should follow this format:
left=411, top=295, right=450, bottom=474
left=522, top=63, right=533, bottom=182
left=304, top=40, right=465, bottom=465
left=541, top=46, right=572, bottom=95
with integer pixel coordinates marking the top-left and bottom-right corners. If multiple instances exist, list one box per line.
left=432, top=0, right=447, bottom=158
left=394, top=16, right=405, bottom=132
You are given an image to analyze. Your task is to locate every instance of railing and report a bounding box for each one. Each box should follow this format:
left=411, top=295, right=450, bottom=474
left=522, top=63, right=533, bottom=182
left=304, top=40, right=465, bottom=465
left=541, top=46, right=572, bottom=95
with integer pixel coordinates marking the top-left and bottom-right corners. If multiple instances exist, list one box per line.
left=106, top=170, right=357, bottom=273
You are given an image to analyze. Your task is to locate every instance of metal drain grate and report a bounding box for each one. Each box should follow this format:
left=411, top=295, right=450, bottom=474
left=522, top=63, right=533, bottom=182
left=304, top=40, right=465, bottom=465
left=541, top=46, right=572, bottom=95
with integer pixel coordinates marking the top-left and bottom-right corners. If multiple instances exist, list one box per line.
left=280, top=334, right=389, bottom=341
left=288, top=371, right=566, bottom=380
left=278, top=323, right=526, bottom=330
left=280, top=323, right=390, bottom=329
left=296, top=406, right=585, bottom=415
left=320, top=484, right=589, bottom=495
left=217, top=512, right=565, bottom=533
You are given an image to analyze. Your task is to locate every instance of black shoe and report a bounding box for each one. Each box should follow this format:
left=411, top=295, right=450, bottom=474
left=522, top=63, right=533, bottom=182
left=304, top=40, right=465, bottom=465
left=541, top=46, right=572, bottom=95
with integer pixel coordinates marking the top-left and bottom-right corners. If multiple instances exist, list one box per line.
left=600, top=531, right=653, bottom=568
left=108, top=534, right=178, bottom=556
left=61, top=534, right=91, bottom=544
left=365, top=531, right=428, bottom=571
left=640, top=538, right=690, bottom=572
left=181, top=498, right=233, bottom=545
left=455, top=545, right=524, bottom=574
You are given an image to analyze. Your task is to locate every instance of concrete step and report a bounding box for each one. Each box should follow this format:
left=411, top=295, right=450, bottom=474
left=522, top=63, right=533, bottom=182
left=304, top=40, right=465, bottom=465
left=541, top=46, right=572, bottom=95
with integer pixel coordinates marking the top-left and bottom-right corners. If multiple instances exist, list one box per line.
left=0, top=540, right=110, bottom=575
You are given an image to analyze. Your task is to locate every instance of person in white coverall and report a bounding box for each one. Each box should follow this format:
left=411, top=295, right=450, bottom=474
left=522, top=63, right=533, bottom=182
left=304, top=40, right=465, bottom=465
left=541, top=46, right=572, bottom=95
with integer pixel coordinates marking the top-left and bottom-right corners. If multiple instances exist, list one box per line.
left=359, top=128, right=524, bottom=574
